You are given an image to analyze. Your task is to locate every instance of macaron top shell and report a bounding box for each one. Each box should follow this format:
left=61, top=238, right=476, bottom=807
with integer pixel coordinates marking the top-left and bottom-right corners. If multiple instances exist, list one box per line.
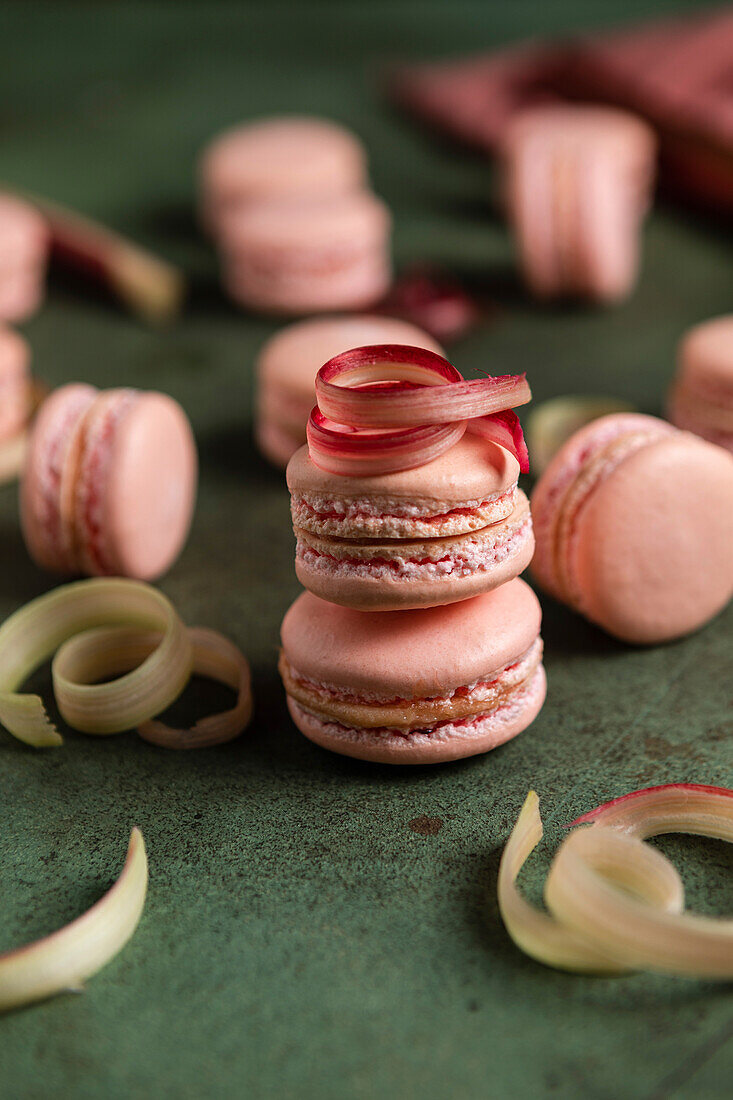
left=281, top=578, right=541, bottom=698
left=258, top=315, right=443, bottom=401
left=287, top=433, right=520, bottom=509
left=202, top=116, right=367, bottom=201
left=100, top=393, right=198, bottom=580
left=224, top=191, right=390, bottom=254
left=573, top=433, right=733, bottom=643
left=503, top=105, right=656, bottom=163
left=678, top=316, right=733, bottom=399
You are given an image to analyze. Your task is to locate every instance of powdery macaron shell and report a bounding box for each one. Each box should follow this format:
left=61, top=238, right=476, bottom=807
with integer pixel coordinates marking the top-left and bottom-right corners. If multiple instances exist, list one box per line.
left=287, top=433, right=520, bottom=539
left=531, top=412, right=733, bottom=643
left=201, top=116, right=368, bottom=233
left=0, top=324, right=31, bottom=440
left=280, top=580, right=545, bottom=764
left=221, top=191, right=392, bottom=315
left=82, top=391, right=198, bottom=579
left=21, top=383, right=98, bottom=572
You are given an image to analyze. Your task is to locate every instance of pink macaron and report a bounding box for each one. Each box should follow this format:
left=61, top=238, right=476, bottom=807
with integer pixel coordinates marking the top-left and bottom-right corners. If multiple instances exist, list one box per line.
left=531, top=413, right=733, bottom=643
left=501, top=106, right=656, bottom=302
left=668, top=316, right=733, bottom=453
left=21, top=383, right=197, bottom=580
left=221, top=191, right=391, bottom=315
left=280, top=578, right=546, bottom=764
left=0, top=194, right=49, bottom=322
left=0, top=324, right=31, bottom=442
left=287, top=432, right=534, bottom=611
left=256, top=315, right=444, bottom=467
left=200, top=116, right=368, bottom=237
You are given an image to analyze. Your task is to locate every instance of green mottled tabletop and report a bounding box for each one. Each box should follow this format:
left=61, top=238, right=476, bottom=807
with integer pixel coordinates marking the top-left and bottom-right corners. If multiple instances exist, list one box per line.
left=1, top=2, right=731, bottom=1097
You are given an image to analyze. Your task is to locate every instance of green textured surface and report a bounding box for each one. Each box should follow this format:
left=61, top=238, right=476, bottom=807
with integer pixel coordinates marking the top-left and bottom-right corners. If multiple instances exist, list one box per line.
left=1, top=2, right=732, bottom=1098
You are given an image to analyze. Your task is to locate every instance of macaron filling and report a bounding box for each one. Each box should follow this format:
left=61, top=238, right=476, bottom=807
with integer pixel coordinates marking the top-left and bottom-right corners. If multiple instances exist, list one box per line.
left=290, top=482, right=517, bottom=539
left=74, top=390, right=140, bottom=575
left=294, top=508, right=533, bottom=583
left=281, top=637, right=543, bottom=732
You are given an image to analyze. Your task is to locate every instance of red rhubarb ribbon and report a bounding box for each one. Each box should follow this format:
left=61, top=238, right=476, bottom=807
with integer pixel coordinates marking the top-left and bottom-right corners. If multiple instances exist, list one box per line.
left=307, top=344, right=531, bottom=476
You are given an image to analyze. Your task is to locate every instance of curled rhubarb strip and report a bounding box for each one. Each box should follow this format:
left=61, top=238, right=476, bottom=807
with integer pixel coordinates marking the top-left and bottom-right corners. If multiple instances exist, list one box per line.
left=568, top=783, right=733, bottom=843
left=56, top=624, right=253, bottom=748
left=308, top=345, right=530, bottom=476
left=307, top=406, right=467, bottom=477
left=0, top=828, right=147, bottom=1012
left=0, top=578, right=192, bottom=747
left=497, top=791, right=684, bottom=974
left=315, top=345, right=530, bottom=427
left=545, top=823, right=733, bottom=979
left=4, top=187, right=185, bottom=324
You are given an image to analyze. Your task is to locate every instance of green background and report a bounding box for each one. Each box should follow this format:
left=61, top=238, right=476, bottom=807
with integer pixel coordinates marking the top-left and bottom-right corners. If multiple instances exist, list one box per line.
left=1, top=2, right=731, bottom=1097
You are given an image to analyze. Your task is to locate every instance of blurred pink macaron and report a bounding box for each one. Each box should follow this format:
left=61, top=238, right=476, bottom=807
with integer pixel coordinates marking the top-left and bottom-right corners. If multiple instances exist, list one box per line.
left=221, top=191, right=391, bottom=315
left=256, top=314, right=443, bottom=467
left=280, top=578, right=545, bottom=765
left=668, top=315, right=733, bottom=453
left=287, top=433, right=534, bottom=611
left=21, top=383, right=197, bottom=580
left=200, top=116, right=368, bottom=237
left=531, top=412, right=733, bottom=644
left=0, top=194, right=49, bottom=322
left=502, top=106, right=656, bottom=302
left=0, top=324, right=32, bottom=443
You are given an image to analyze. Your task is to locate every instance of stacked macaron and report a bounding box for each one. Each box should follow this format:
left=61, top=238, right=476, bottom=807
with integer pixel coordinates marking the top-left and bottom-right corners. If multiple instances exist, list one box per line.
left=501, top=106, right=656, bottom=303
left=0, top=194, right=49, bottom=322
left=531, top=412, right=733, bottom=643
left=279, top=344, right=545, bottom=765
left=21, top=383, right=197, bottom=580
left=667, top=316, right=733, bottom=453
left=255, top=315, right=444, bottom=468
left=200, top=116, right=391, bottom=314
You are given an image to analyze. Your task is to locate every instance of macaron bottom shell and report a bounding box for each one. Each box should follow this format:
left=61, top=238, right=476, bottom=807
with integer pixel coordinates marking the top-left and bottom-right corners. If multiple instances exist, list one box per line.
left=287, top=665, right=547, bottom=765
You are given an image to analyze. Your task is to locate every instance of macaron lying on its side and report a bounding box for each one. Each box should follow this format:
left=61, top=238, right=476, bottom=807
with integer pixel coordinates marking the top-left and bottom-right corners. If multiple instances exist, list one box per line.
left=0, top=194, right=49, bottom=322
left=280, top=579, right=546, bottom=764
left=668, top=315, right=733, bottom=453
left=256, top=315, right=444, bottom=467
left=0, top=325, right=31, bottom=442
left=287, top=433, right=534, bottom=610
left=531, top=413, right=733, bottom=643
left=21, top=383, right=198, bottom=580
left=501, top=106, right=656, bottom=303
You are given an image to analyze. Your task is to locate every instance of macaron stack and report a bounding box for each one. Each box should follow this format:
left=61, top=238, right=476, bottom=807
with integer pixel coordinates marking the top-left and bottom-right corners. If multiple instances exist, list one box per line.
left=0, top=194, right=49, bottom=322
left=279, top=345, right=545, bottom=764
left=501, top=106, right=657, bottom=303
left=667, top=316, right=733, bottom=454
left=200, top=116, right=392, bottom=314
left=255, top=315, right=443, bottom=468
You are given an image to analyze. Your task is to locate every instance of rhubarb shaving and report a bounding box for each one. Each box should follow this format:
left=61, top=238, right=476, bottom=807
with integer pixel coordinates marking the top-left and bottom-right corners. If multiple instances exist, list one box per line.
left=0, top=578, right=252, bottom=749
left=0, top=828, right=147, bottom=1012
left=4, top=187, right=185, bottom=324
left=308, top=344, right=531, bottom=476
left=499, top=785, right=733, bottom=978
